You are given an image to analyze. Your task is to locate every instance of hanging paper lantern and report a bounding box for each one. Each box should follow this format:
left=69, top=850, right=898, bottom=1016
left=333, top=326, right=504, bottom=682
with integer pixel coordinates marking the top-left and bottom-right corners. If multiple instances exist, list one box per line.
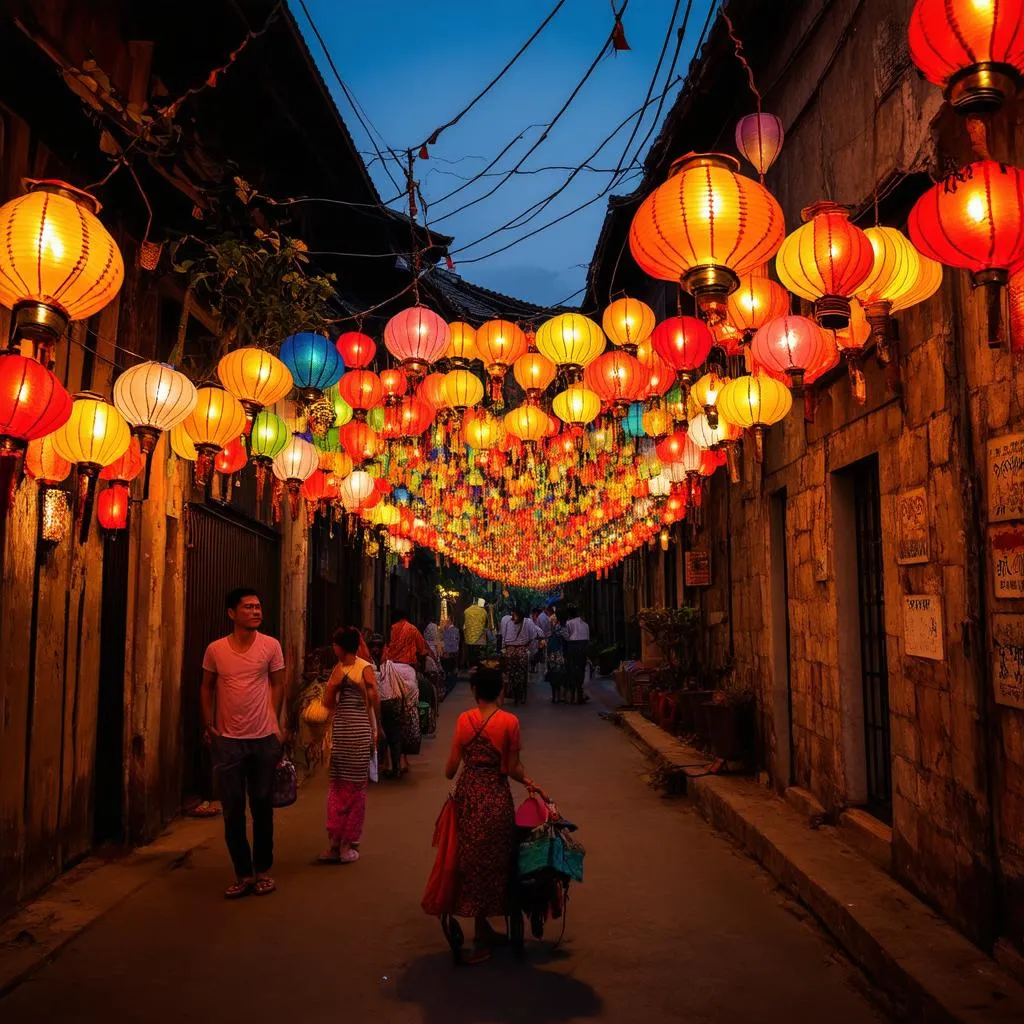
left=217, top=347, right=293, bottom=421
left=749, top=315, right=833, bottom=394
left=908, top=0, right=1024, bottom=114
left=326, top=385, right=354, bottom=428
left=891, top=253, right=943, bottom=313
left=338, top=469, right=377, bottom=512
left=272, top=432, right=319, bottom=518
left=535, top=313, right=605, bottom=379
left=51, top=392, right=131, bottom=541
left=726, top=266, right=791, bottom=353
left=25, top=435, right=71, bottom=484
left=383, top=306, right=450, bottom=377
left=776, top=201, right=874, bottom=329
left=552, top=385, right=601, bottom=425
left=690, top=370, right=731, bottom=426
left=641, top=403, right=672, bottom=438
left=367, top=406, right=385, bottom=432
left=100, top=435, right=144, bottom=482
left=369, top=501, right=401, bottom=529
left=513, top=351, right=556, bottom=398
left=735, top=113, right=784, bottom=176
left=688, top=411, right=741, bottom=450
left=503, top=404, right=550, bottom=443
left=602, top=297, right=656, bottom=350
left=214, top=436, right=247, bottom=476
left=909, top=160, right=1024, bottom=347
left=335, top=331, right=376, bottom=369
left=446, top=322, right=478, bottom=365
left=398, top=395, right=434, bottom=437
left=340, top=420, right=380, bottom=462
left=0, top=180, right=124, bottom=348
left=463, top=410, right=501, bottom=450
left=112, top=360, right=197, bottom=462
left=96, top=483, right=130, bottom=531
left=279, top=332, right=344, bottom=401
left=417, top=372, right=448, bottom=414
left=170, top=422, right=197, bottom=462
left=379, top=367, right=409, bottom=404
left=180, top=385, right=247, bottom=485
left=648, top=473, right=672, bottom=498
left=650, top=316, right=714, bottom=392
left=440, top=368, right=484, bottom=413
left=476, top=320, right=528, bottom=401
left=629, top=153, right=785, bottom=322
left=622, top=403, right=646, bottom=438
left=587, top=350, right=645, bottom=415
left=717, top=371, right=793, bottom=460
left=338, top=369, right=384, bottom=418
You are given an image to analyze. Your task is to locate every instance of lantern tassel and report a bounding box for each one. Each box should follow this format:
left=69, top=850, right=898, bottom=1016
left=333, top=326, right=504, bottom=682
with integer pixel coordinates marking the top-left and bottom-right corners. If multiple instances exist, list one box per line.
left=725, top=441, right=742, bottom=484
left=0, top=448, right=24, bottom=519
left=985, top=278, right=1006, bottom=349
left=752, top=425, right=765, bottom=463
left=77, top=466, right=98, bottom=544
left=846, top=355, right=867, bottom=406
left=611, top=17, right=630, bottom=50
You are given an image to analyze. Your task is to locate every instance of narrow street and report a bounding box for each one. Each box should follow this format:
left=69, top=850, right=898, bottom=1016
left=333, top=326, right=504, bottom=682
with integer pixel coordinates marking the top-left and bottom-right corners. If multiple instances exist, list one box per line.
left=1, top=676, right=886, bottom=1024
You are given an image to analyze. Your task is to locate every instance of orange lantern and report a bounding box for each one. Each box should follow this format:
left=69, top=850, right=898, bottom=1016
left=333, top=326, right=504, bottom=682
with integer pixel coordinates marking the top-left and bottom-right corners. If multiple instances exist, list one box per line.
left=100, top=435, right=145, bottom=483
left=908, top=0, right=1024, bottom=114
left=602, top=297, right=656, bottom=350
left=513, top=351, right=556, bottom=399
left=440, top=368, right=484, bottom=412
left=476, top=319, right=529, bottom=401
left=776, top=201, right=874, bottom=329
left=629, top=153, right=785, bottom=322
left=446, top=322, right=478, bottom=365
left=340, top=420, right=380, bottom=462
left=338, top=370, right=384, bottom=419
left=587, top=350, right=645, bottom=415
left=726, top=266, right=790, bottom=354
left=504, top=404, right=549, bottom=443
left=399, top=395, right=434, bottom=437
left=418, top=372, right=448, bottom=413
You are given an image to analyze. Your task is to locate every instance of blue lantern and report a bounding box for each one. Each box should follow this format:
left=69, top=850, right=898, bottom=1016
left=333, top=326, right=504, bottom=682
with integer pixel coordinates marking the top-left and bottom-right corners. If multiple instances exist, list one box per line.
left=279, top=332, right=344, bottom=399
left=622, top=402, right=646, bottom=438
left=394, top=486, right=411, bottom=504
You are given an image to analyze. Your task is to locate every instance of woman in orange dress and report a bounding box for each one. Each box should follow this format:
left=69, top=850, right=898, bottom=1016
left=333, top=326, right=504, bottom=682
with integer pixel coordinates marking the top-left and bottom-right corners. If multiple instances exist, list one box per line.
left=422, top=663, right=548, bottom=965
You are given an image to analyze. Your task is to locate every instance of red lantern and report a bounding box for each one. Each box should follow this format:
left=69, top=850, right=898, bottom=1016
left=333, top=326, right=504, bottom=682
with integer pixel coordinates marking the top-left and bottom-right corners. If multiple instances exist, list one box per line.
left=383, top=306, right=450, bottom=377
left=642, top=349, right=675, bottom=398
left=586, top=350, right=646, bottom=414
left=100, top=435, right=145, bottom=482
left=338, top=370, right=384, bottom=418
left=214, top=436, right=248, bottom=476
left=379, top=367, right=408, bottom=404
left=340, top=420, right=380, bottom=462
left=335, top=331, right=376, bottom=368
left=399, top=395, right=433, bottom=437
left=909, top=160, right=1024, bottom=347
left=417, top=372, right=447, bottom=413
left=749, top=315, right=836, bottom=394
left=656, top=430, right=691, bottom=464
left=96, top=482, right=129, bottom=530
left=908, top=0, right=1024, bottom=114
left=650, top=316, right=714, bottom=381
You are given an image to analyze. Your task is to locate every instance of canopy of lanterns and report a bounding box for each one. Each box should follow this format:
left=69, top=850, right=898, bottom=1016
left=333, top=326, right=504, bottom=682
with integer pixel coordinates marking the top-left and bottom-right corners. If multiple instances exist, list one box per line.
left=0, top=0, right=1022, bottom=581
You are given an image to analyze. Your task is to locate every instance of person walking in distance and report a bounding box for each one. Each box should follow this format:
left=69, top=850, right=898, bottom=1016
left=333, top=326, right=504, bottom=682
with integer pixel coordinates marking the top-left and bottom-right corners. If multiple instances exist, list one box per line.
left=565, top=607, right=591, bottom=705
left=201, top=588, right=287, bottom=899
left=462, top=598, right=488, bottom=668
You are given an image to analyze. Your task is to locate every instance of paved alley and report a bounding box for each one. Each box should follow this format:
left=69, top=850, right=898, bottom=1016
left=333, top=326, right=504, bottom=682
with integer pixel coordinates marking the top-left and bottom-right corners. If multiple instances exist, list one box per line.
left=1, top=677, right=887, bottom=1024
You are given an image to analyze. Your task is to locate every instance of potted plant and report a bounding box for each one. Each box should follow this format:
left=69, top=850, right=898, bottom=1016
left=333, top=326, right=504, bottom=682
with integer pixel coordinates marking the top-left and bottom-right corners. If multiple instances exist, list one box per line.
left=596, top=643, right=620, bottom=677
left=637, top=607, right=712, bottom=735
left=703, top=672, right=756, bottom=765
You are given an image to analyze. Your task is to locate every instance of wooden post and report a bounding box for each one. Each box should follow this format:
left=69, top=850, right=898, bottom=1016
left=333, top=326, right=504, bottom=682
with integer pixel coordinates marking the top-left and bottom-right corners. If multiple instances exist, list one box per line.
left=279, top=506, right=308, bottom=725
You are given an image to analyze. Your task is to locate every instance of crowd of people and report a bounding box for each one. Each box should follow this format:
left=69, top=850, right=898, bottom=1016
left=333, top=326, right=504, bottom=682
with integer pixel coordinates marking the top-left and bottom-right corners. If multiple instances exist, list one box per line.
left=199, top=587, right=592, bottom=964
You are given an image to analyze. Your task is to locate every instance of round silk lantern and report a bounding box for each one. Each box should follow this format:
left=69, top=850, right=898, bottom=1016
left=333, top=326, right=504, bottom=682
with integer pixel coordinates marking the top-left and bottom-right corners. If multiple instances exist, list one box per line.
left=717, top=371, right=793, bottom=460
left=513, top=351, right=556, bottom=398
left=335, top=331, right=376, bottom=368
left=650, top=316, right=714, bottom=394
left=749, top=315, right=833, bottom=393
left=250, top=410, right=290, bottom=499
left=602, top=297, right=656, bottom=350
left=214, top=436, right=247, bottom=477
left=446, top=322, right=478, bottom=365
left=340, top=420, right=379, bottom=462
left=587, top=350, right=645, bottom=415
left=384, top=306, right=450, bottom=377
left=726, top=267, right=791, bottom=354
left=272, top=432, right=319, bottom=519
left=338, top=369, right=384, bottom=418
left=338, top=469, right=376, bottom=512
left=180, top=386, right=247, bottom=485
left=853, top=226, right=923, bottom=364
left=735, top=113, right=784, bottom=177
left=217, top=347, right=293, bottom=420
left=96, top=483, right=130, bottom=531
left=113, top=360, right=197, bottom=454
left=279, top=332, right=344, bottom=400
left=476, top=320, right=528, bottom=401
left=504, top=404, right=550, bottom=443
left=441, top=369, right=484, bottom=412
left=100, top=435, right=144, bottom=483
left=25, top=435, right=71, bottom=484
left=552, top=385, right=601, bottom=425
left=536, top=313, right=605, bottom=379
left=379, top=367, right=409, bottom=405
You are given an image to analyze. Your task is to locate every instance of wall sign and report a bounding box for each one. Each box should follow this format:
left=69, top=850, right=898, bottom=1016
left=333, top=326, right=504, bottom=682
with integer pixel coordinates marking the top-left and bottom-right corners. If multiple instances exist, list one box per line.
left=685, top=549, right=711, bottom=587
left=992, top=525, right=1024, bottom=599
left=903, top=594, right=944, bottom=661
left=896, top=486, right=929, bottom=565
left=987, top=432, right=1024, bottom=523
left=992, top=614, right=1024, bottom=710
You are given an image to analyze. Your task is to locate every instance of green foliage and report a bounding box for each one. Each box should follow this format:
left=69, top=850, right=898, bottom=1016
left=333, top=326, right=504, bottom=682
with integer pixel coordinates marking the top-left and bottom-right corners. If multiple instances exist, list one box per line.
left=637, top=606, right=701, bottom=674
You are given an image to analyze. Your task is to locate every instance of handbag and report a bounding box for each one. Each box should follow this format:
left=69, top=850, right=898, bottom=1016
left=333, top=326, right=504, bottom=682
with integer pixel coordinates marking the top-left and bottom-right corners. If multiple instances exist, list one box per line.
left=389, top=663, right=422, bottom=755
left=518, top=824, right=585, bottom=883
left=271, top=757, right=297, bottom=808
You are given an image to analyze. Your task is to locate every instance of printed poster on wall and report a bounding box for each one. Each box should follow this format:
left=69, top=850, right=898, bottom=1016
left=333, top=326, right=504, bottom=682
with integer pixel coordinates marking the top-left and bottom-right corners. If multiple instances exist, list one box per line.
left=685, top=549, right=711, bottom=587
left=895, top=487, right=929, bottom=565
left=991, top=525, right=1024, bottom=599
left=987, top=432, right=1024, bottom=523
left=902, top=594, right=944, bottom=661
left=992, top=614, right=1024, bottom=710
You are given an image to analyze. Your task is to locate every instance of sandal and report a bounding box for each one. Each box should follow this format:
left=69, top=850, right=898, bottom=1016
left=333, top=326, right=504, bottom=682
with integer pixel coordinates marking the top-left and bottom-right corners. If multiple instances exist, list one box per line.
left=253, top=877, right=276, bottom=895
left=440, top=914, right=465, bottom=965
left=340, top=849, right=360, bottom=864
left=224, top=879, right=252, bottom=899
left=317, top=850, right=342, bottom=864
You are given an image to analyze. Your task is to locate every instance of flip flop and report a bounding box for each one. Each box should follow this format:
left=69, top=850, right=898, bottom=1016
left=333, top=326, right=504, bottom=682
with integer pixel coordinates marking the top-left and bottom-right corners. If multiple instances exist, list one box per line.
left=224, top=879, right=252, bottom=899
left=253, top=877, right=276, bottom=895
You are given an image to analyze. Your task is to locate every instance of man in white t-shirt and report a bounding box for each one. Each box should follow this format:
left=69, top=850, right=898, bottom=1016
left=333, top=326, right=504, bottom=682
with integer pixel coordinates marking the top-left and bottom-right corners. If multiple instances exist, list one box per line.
left=201, top=587, right=286, bottom=899
left=565, top=608, right=591, bottom=704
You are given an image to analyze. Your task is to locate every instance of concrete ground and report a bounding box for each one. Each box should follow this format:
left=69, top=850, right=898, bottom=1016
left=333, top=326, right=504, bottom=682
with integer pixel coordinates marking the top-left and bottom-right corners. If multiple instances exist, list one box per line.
left=0, top=675, right=887, bottom=1024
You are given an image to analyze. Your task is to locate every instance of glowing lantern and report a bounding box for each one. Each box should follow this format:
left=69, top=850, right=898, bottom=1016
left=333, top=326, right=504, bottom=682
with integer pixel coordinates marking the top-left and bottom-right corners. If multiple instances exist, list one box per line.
left=828, top=300, right=874, bottom=404
left=367, top=406, right=385, bottom=432
left=97, top=483, right=130, bottom=531
left=641, top=403, right=672, bottom=438
left=441, top=369, right=484, bottom=412
left=535, top=313, right=605, bottom=379
left=446, top=322, right=478, bottom=365
left=340, top=420, right=380, bottom=462
left=369, top=502, right=401, bottom=529
left=552, top=385, right=601, bottom=425
left=650, top=316, right=714, bottom=400
left=602, top=297, right=656, bottom=350
left=51, top=392, right=131, bottom=541
left=726, top=266, right=790, bottom=359
left=326, top=385, right=354, bottom=428
left=335, top=331, right=376, bottom=368
left=100, top=435, right=144, bottom=483
left=249, top=410, right=289, bottom=498
left=338, top=369, right=384, bottom=418
left=891, top=254, right=943, bottom=313
left=513, top=351, right=556, bottom=398
left=170, top=423, right=197, bottom=462
left=379, top=367, right=409, bottom=405
left=279, top=332, right=344, bottom=401
left=476, top=320, right=528, bottom=400
left=418, top=372, right=448, bottom=414
left=648, top=473, right=672, bottom=497
left=588, top=350, right=645, bottom=414
left=776, top=202, right=874, bottom=329
left=691, top=369, right=731, bottom=426
left=26, top=435, right=71, bottom=483
left=112, top=360, right=197, bottom=466
left=735, top=113, right=784, bottom=177
left=629, top=152, right=785, bottom=321
left=338, top=469, right=376, bottom=512
left=749, top=315, right=833, bottom=394
left=622, top=403, right=646, bottom=438
left=0, top=180, right=124, bottom=348
left=909, top=160, right=1024, bottom=347
left=214, top=436, right=247, bottom=476
left=398, top=395, right=433, bottom=437
left=180, top=386, right=247, bottom=484
left=216, top=348, right=293, bottom=423
left=384, top=306, right=450, bottom=377
left=504, top=404, right=550, bottom=443
left=463, top=410, right=501, bottom=450
left=908, top=0, right=1024, bottom=113
left=717, top=371, right=793, bottom=460
left=688, top=411, right=741, bottom=450
left=272, top=432, right=319, bottom=518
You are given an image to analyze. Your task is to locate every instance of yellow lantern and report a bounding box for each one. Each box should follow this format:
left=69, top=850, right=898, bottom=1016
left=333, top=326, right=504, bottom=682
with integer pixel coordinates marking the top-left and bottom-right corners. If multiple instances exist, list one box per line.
left=217, top=347, right=294, bottom=418
left=717, top=371, right=792, bottom=460
left=602, top=297, right=656, bottom=350
left=170, top=422, right=198, bottom=461
left=440, top=368, right=484, bottom=411
left=891, top=253, right=943, bottom=313
left=181, top=386, right=247, bottom=484
left=513, top=351, right=556, bottom=398
left=503, top=404, right=550, bottom=443
left=0, top=180, right=124, bottom=348
left=629, top=153, right=785, bottom=322
left=446, top=322, right=479, bottom=365
left=463, top=411, right=501, bottom=450
left=369, top=502, right=401, bottom=529
left=691, top=370, right=728, bottom=428
left=552, top=385, right=601, bottom=425
left=51, top=391, right=131, bottom=542
left=536, top=313, right=605, bottom=378
left=641, top=403, right=672, bottom=438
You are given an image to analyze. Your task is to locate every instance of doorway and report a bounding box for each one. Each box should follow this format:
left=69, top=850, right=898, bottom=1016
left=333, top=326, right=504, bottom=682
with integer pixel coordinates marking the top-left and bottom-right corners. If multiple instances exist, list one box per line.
left=769, top=489, right=795, bottom=788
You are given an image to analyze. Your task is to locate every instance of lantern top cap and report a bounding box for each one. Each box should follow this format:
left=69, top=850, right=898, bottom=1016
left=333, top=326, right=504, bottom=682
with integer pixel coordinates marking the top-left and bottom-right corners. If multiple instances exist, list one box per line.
left=667, top=152, right=740, bottom=178
left=73, top=389, right=106, bottom=401
left=24, top=178, right=102, bottom=214
left=800, top=200, right=853, bottom=222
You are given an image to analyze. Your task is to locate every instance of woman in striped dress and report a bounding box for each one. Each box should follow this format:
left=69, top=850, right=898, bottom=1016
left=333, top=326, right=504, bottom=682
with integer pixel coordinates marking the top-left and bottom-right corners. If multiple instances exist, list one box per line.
left=320, top=628, right=380, bottom=864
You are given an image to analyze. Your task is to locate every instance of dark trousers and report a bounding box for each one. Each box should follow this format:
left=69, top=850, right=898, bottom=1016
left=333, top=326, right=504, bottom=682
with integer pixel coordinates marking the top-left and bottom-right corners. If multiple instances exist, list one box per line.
left=566, top=641, right=588, bottom=702
left=212, top=735, right=280, bottom=878
left=379, top=697, right=403, bottom=773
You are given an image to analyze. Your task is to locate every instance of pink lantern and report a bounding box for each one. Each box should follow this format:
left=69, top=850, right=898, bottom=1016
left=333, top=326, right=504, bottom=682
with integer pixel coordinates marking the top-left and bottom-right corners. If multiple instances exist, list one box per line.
left=750, top=315, right=836, bottom=394
left=383, top=306, right=451, bottom=377
left=735, top=113, right=784, bottom=177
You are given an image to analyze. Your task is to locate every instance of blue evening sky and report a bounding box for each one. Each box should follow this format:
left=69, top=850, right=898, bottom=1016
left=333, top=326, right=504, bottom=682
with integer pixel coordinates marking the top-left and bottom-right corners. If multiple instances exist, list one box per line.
left=293, top=0, right=718, bottom=309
